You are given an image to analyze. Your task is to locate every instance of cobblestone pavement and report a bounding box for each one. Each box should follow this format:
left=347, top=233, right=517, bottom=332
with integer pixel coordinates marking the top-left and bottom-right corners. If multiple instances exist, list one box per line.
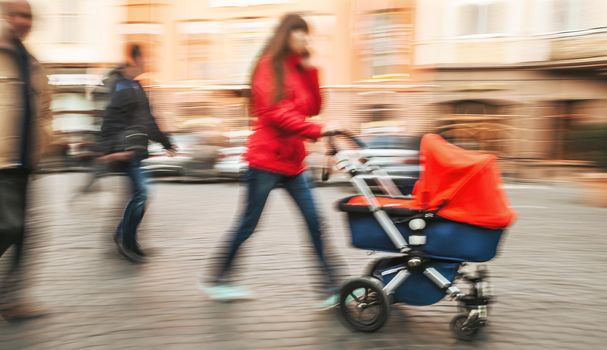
left=0, top=174, right=606, bottom=349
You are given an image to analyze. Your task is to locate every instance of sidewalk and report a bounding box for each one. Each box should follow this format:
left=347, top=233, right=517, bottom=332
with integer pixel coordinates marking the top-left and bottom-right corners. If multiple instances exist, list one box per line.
left=0, top=174, right=605, bottom=349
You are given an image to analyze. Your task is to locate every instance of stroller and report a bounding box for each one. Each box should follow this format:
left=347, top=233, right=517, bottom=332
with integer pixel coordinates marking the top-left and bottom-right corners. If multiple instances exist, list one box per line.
left=323, top=132, right=516, bottom=340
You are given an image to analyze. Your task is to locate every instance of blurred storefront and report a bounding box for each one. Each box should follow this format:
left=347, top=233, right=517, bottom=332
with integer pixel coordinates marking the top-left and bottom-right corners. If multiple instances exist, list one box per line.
left=45, top=65, right=108, bottom=169
left=121, top=0, right=429, bottom=135
left=24, top=0, right=607, bottom=178
left=26, top=0, right=123, bottom=169
left=415, top=0, right=607, bottom=179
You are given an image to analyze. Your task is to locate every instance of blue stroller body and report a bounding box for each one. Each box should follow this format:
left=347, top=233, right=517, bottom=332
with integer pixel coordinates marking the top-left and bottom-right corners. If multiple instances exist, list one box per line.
left=342, top=204, right=504, bottom=306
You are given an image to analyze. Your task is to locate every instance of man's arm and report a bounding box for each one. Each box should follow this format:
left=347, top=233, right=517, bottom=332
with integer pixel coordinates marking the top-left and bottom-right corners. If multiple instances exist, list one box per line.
left=145, top=111, right=173, bottom=151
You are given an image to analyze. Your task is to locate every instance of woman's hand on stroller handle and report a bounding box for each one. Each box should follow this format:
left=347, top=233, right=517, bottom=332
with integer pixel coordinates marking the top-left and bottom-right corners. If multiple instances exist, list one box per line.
left=321, top=129, right=366, bottom=148
left=320, top=129, right=341, bottom=137
left=320, top=129, right=367, bottom=182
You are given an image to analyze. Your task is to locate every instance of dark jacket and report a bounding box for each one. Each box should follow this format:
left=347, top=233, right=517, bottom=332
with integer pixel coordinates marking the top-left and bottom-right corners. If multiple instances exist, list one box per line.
left=99, top=70, right=173, bottom=159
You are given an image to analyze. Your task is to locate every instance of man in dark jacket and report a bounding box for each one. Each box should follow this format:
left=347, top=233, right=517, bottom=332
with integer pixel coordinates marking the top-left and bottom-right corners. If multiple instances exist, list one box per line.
left=98, top=44, right=175, bottom=263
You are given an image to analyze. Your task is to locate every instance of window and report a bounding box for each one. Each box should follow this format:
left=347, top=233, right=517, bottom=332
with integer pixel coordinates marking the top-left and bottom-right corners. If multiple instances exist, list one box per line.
left=556, top=0, right=576, bottom=32
left=177, top=22, right=220, bottom=80
left=361, top=9, right=413, bottom=78
left=457, top=0, right=506, bottom=36
left=58, top=0, right=80, bottom=44
left=187, top=37, right=213, bottom=80
left=550, top=0, right=605, bottom=32
left=51, top=92, right=96, bottom=132
left=228, top=18, right=274, bottom=84
left=51, top=93, right=94, bottom=112
left=364, top=10, right=413, bottom=77
left=550, top=100, right=587, bottom=160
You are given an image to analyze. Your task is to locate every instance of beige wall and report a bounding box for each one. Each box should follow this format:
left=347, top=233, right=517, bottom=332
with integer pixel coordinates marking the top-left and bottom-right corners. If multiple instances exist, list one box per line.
left=120, top=0, right=423, bottom=134
left=121, top=0, right=350, bottom=84
left=415, top=0, right=607, bottom=66
left=123, top=0, right=417, bottom=85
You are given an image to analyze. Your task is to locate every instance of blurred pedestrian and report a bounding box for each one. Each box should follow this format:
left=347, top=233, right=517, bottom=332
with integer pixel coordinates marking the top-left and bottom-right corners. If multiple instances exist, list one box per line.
left=74, top=67, right=125, bottom=196
left=204, top=13, right=341, bottom=308
left=0, top=0, right=51, bottom=322
left=97, top=44, right=175, bottom=263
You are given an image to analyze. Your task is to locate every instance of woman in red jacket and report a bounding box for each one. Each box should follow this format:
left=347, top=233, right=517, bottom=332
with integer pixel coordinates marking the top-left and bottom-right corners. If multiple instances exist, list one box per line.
left=207, top=14, right=339, bottom=305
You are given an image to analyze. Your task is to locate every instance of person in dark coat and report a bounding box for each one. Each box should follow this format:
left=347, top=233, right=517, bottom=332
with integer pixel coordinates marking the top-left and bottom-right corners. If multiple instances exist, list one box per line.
left=98, top=44, right=175, bottom=263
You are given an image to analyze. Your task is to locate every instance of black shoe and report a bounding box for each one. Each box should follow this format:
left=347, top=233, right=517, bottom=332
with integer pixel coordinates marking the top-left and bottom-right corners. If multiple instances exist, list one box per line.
left=131, top=242, right=147, bottom=257
left=116, top=240, right=145, bottom=264
left=0, top=302, right=48, bottom=323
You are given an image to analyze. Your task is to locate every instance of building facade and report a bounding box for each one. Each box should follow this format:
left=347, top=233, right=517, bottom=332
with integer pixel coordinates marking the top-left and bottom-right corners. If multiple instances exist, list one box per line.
left=415, top=0, right=607, bottom=173
left=23, top=0, right=124, bottom=165
left=121, top=0, right=430, bottom=134
left=23, top=0, right=607, bottom=176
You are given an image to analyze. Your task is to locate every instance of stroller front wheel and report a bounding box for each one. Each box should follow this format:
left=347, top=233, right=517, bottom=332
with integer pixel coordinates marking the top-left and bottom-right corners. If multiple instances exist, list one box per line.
left=450, top=314, right=481, bottom=341
left=338, top=277, right=390, bottom=333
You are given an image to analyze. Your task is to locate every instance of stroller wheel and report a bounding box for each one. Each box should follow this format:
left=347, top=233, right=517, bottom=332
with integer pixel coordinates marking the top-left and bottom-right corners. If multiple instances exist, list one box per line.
left=450, top=314, right=481, bottom=341
left=339, top=277, right=390, bottom=333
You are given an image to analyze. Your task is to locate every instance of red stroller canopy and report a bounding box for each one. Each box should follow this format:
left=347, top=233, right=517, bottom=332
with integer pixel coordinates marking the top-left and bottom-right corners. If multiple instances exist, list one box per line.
left=410, top=134, right=516, bottom=229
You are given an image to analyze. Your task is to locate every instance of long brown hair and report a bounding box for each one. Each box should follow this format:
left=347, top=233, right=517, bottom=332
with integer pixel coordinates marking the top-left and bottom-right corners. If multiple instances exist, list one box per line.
left=251, top=13, right=309, bottom=104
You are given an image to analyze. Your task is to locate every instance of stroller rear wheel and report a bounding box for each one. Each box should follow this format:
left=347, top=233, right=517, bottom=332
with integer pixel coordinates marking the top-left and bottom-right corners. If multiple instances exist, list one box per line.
left=339, top=277, right=390, bottom=332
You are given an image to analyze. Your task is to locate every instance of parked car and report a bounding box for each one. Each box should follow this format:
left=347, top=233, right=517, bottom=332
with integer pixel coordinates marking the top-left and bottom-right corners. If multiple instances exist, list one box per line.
left=211, top=130, right=420, bottom=193
left=142, top=133, right=221, bottom=178
left=213, top=130, right=251, bottom=180
left=308, top=133, right=420, bottom=193
left=348, top=133, right=421, bottom=194
left=214, top=130, right=332, bottom=182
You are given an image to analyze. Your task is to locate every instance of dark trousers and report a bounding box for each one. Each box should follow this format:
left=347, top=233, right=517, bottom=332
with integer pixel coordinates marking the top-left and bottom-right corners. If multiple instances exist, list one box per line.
left=216, top=168, right=338, bottom=293
left=0, top=170, right=30, bottom=302
left=115, top=158, right=148, bottom=250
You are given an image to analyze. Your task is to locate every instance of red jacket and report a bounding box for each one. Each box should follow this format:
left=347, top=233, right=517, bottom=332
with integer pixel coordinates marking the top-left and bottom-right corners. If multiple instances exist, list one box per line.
left=245, top=54, right=323, bottom=176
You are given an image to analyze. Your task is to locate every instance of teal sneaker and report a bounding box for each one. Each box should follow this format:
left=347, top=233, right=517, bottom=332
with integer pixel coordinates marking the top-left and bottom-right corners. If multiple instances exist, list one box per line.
left=199, top=282, right=254, bottom=301
left=326, top=288, right=369, bottom=310
left=319, top=294, right=339, bottom=310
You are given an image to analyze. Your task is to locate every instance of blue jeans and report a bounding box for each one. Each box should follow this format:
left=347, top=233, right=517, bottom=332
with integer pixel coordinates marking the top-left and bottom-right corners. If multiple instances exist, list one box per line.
left=115, top=158, right=147, bottom=250
left=216, top=168, right=337, bottom=292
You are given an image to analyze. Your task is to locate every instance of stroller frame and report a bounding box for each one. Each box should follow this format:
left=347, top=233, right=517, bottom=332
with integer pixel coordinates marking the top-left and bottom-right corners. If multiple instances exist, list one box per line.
left=335, top=156, right=493, bottom=340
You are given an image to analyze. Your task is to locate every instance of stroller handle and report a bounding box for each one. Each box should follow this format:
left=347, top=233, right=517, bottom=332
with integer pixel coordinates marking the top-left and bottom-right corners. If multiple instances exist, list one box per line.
left=324, top=130, right=366, bottom=155
left=321, top=130, right=367, bottom=182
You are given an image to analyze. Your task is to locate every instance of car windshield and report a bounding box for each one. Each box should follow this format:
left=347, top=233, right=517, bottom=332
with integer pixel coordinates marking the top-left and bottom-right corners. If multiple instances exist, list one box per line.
left=359, top=135, right=420, bottom=150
